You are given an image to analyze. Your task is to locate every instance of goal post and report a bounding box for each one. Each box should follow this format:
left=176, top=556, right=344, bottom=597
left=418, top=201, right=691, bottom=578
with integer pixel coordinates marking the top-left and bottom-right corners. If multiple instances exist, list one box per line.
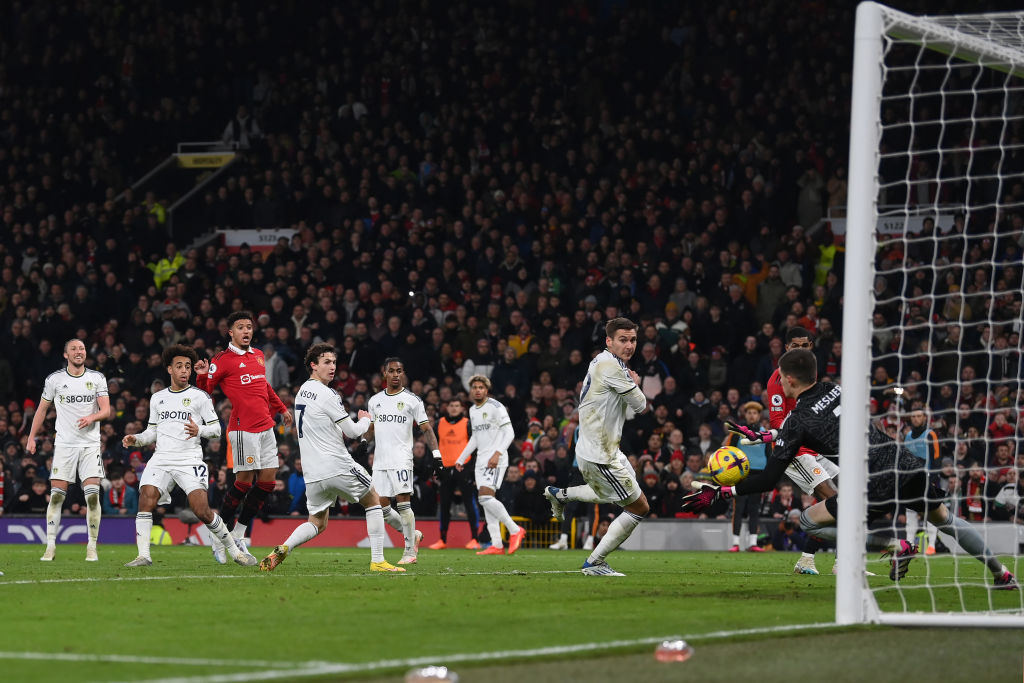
left=838, top=2, right=1024, bottom=626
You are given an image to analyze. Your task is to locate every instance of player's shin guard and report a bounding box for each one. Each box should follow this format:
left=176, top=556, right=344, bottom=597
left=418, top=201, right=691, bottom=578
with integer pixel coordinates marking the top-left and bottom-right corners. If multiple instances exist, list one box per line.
left=205, top=514, right=237, bottom=558
left=83, top=485, right=101, bottom=544
left=220, top=480, right=251, bottom=531
left=564, top=484, right=602, bottom=503
left=395, top=501, right=416, bottom=554
left=381, top=505, right=404, bottom=533
left=479, top=495, right=520, bottom=536
left=282, top=521, right=319, bottom=550
left=136, top=512, right=153, bottom=559
left=589, top=510, right=644, bottom=564
left=233, top=480, right=273, bottom=539
left=45, top=488, right=66, bottom=546
left=936, top=513, right=1004, bottom=575
left=365, top=505, right=385, bottom=563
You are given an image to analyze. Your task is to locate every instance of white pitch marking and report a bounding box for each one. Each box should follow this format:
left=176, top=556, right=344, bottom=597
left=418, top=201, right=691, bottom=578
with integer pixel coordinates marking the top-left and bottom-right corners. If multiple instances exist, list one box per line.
left=0, top=651, right=305, bottom=669
left=0, top=569, right=588, bottom=587
left=107, top=622, right=836, bottom=683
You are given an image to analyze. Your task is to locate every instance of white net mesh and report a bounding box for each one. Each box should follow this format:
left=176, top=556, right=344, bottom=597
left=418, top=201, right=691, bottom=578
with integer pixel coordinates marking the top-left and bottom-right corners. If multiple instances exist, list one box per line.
left=861, top=8, right=1024, bottom=617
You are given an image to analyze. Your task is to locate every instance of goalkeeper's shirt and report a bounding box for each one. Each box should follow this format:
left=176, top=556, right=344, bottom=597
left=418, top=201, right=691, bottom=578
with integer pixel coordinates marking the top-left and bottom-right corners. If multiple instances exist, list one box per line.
left=575, top=349, right=647, bottom=465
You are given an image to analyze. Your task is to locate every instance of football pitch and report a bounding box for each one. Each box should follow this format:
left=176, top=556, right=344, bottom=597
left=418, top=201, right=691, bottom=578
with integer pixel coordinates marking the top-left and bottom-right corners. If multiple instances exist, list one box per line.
left=0, top=546, right=1020, bottom=683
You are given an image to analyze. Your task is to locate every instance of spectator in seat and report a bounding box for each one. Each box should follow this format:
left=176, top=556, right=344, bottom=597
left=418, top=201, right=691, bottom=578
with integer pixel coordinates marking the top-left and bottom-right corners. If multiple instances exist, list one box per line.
left=101, top=470, right=138, bottom=516
left=12, top=478, right=50, bottom=514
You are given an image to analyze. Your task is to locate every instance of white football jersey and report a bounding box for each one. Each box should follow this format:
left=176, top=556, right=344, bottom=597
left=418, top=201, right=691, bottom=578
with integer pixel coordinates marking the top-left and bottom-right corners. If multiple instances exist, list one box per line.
left=144, top=386, right=219, bottom=466
left=41, top=368, right=109, bottom=447
left=368, top=388, right=428, bottom=470
left=295, top=379, right=364, bottom=483
left=467, top=397, right=513, bottom=467
left=576, top=350, right=647, bottom=464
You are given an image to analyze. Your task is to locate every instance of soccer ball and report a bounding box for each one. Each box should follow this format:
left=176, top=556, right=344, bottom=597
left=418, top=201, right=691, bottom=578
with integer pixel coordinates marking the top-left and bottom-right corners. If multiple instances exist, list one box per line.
left=707, top=446, right=750, bottom=486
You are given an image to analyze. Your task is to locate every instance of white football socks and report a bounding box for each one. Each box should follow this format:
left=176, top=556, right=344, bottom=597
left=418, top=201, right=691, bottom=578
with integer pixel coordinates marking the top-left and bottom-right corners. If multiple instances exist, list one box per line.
left=589, top=510, right=643, bottom=565
left=381, top=505, right=404, bottom=533
left=83, top=485, right=101, bottom=544
left=205, top=514, right=237, bottom=557
left=395, top=501, right=416, bottom=554
left=479, top=495, right=520, bottom=536
left=45, top=488, right=66, bottom=547
left=565, top=484, right=602, bottom=503
left=231, top=522, right=248, bottom=541
left=283, top=522, right=319, bottom=550
left=135, top=512, right=153, bottom=559
left=365, top=505, right=385, bottom=563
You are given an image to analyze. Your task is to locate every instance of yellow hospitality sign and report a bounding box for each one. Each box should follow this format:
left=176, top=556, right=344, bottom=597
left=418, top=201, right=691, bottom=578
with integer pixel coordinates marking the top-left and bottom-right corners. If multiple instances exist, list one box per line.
left=176, top=152, right=236, bottom=169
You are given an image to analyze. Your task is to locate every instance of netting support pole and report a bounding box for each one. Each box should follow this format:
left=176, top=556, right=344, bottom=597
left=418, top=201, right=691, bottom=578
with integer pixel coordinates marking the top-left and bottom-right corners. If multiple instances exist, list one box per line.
left=837, top=0, right=885, bottom=627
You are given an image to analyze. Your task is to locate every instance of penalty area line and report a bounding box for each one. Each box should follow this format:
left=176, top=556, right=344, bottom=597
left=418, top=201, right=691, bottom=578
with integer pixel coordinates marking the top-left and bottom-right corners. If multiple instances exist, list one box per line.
left=0, top=651, right=306, bottom=669
left=115, top=622, right=837, bottom=683
left=0, top=569, right=581, bottom=586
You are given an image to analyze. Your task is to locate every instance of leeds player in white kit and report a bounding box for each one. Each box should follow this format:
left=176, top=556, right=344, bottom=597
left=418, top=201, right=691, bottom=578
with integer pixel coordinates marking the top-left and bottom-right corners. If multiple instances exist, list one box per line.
left=366, top=358, right=443, bottom=564
left=260, top=344, right=404, bottom=572
left=455, top=375, right=527, bottom=556
left=543, top=318, right=650, bottom=576
left=26, top=339, right=111, bottom=562
left=121, top=345, right=256, bottom=567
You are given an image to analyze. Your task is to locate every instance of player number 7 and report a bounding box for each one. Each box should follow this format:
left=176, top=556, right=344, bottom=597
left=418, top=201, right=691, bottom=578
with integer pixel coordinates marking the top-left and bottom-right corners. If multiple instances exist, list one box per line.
left=295, top=404, right=305, bottom=438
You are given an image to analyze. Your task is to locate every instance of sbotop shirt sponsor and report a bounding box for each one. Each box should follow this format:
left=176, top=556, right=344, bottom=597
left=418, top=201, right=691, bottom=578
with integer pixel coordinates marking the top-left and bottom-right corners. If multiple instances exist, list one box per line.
left=41, top=369, right=109, bottom=447
left=368, top=389, right=427, bottom=470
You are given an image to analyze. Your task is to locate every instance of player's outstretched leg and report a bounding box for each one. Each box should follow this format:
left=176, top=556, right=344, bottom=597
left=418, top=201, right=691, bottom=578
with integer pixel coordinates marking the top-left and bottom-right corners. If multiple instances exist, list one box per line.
left=261, top=521, right=318, bottom=572
left=83, top=483, right=101, bottom=561
left=42, top=486, right=66, bottom=561
left=929, top=506, right=1017, bottom=590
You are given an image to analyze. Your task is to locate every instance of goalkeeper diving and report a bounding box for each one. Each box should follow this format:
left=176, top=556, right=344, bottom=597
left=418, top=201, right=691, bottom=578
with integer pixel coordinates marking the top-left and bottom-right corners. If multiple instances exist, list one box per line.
left=682, top=348, right=1016, bottom=589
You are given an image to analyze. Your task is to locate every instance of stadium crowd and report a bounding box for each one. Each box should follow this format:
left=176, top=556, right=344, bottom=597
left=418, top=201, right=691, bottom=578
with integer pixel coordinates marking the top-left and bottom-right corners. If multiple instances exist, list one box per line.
left=0, top=0, right=1021, bottom=544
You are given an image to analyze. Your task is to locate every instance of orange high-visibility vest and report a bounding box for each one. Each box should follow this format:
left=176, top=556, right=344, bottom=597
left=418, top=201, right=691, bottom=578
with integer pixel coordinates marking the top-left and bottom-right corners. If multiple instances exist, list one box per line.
left=437, top=416, right=470, bottom=467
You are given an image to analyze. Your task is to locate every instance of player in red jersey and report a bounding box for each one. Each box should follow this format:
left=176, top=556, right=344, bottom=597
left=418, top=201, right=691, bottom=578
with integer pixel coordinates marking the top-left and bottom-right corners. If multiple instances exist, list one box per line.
left=194, top=311, right=293, bottom=561
left=727, top=327, right=839, bottom=576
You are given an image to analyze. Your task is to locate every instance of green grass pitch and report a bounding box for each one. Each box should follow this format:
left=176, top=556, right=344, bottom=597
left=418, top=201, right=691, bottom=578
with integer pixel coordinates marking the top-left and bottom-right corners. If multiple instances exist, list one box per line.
left=0, top=545, right=1020, bottom=682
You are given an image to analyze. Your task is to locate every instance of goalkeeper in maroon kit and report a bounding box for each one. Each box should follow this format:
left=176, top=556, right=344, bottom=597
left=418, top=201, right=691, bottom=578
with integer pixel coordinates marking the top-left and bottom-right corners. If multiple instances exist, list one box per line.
left=195, top=311, right=293, bottom=562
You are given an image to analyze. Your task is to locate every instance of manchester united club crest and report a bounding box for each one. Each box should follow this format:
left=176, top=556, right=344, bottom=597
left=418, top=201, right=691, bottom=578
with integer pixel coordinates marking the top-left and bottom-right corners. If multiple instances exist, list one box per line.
left=257, top=356, right=265, bottom=366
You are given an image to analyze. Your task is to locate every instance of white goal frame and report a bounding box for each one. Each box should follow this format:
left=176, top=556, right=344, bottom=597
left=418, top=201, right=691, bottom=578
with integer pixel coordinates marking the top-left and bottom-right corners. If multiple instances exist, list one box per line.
left=838, top=1, right=1024, bottom=627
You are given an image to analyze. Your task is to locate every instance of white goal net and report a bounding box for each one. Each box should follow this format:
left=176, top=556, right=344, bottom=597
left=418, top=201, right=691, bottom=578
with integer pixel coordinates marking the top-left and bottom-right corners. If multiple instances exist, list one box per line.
left=838, top=2, right=1024, bottom=626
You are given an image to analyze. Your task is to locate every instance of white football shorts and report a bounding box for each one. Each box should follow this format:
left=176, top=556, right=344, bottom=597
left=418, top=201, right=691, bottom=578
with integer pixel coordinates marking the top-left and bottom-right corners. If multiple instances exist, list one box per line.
left=474, top=464, right=507, bottom=493
left=372, top=467, right=414, bottom=498
left=305, top=465, right=374, bottom=515
left=140, top=462, right=210, bottom=496
left=785, top=453, right=839, bottom=496
left=577, top=450, right=642, bottom=506
left=50, top=445, right=104, bottom=483
left=227, top=428, right=278, bottom=472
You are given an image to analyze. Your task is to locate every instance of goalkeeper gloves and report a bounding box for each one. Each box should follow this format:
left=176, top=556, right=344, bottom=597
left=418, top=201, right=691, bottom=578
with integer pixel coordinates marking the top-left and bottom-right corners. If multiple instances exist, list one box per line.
left=724, top=420, right=776, bottom=445
left=680, top=481, right=734, bottom=514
